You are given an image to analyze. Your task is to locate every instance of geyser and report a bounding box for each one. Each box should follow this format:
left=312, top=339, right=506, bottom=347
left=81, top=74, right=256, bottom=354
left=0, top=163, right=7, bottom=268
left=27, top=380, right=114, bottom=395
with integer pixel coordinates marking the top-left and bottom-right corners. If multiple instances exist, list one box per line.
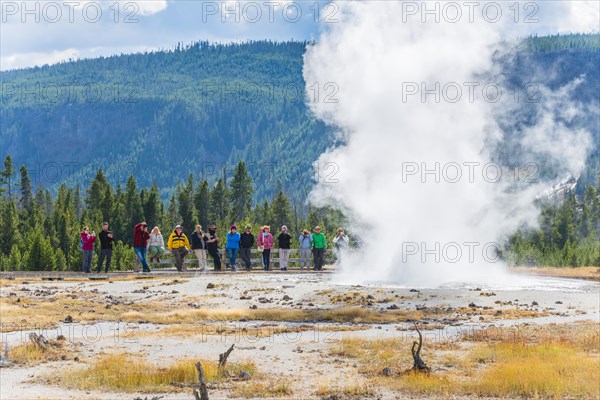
left=303, top=1, right=594, bottom=286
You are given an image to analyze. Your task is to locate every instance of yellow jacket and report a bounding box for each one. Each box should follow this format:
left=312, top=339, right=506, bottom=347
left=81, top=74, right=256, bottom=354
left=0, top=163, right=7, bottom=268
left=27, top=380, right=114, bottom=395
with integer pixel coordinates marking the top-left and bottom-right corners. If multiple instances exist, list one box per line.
left=167, top=231, right=190, bottom=250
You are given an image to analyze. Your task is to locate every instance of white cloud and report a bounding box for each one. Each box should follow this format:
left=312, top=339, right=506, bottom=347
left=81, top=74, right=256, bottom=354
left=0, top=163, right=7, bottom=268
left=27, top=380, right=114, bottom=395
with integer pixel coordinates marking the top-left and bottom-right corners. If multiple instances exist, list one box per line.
left=1, top=48, right=80, bottom=70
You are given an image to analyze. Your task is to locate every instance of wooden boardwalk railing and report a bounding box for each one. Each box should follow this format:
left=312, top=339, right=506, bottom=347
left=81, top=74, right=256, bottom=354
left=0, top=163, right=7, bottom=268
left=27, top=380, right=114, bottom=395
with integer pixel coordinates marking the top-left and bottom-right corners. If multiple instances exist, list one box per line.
left=137, top=248, right=336, bottom=270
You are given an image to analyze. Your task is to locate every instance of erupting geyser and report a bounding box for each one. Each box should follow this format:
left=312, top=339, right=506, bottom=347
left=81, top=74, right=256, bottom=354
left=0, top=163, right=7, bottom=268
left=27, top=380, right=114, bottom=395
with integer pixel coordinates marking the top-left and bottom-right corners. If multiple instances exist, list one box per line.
left=304, top=1, right=595, bottom=286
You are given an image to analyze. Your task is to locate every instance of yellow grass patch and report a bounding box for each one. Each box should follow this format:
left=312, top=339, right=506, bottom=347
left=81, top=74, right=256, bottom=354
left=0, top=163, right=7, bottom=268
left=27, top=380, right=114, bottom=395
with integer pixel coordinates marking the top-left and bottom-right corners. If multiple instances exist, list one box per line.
left=331, top=322, right=600, bottom=399
left=51, top=353, right=256, bottom=393
left=232, top=379, right=293, bottom=398
left=511, top=266, right=600, bottom=280
left=8, top=339, right=73, bottom=366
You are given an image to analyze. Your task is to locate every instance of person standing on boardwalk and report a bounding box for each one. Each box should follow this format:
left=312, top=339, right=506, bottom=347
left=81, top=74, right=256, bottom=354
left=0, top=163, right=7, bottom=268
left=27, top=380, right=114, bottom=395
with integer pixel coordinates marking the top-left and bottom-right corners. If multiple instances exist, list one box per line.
left=133, top=222, right=151, bottom=273
left=257, top=225, right=274, bottom=271
left=239, top=225, right=255, bottom=271
left=298, top=229, right=313, bottom=270
left=190, top=225, right=208, bottom=270
left=277, top=225, right=292, bottom=271
left=332, top=228, right=350, bottom=264
left=96, top=222, right=114, bottom=273
left=206, top=224, right=222, bottom=271
left=312, top=226, right=327, bottom=271
left=80, top=227, right=96, bottom=273
left=225, top=225, right=241, bottom=271
left=147, top=227, right=165, bottom=263
left=167, top=225, right=190, bottom=272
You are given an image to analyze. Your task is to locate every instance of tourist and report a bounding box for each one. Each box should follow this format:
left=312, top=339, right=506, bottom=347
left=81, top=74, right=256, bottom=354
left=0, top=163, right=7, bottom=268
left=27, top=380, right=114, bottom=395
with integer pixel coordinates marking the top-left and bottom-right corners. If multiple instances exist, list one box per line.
left=257, top=225, right=274, bottom=271
left=312, top=226, right=326, bottom=271
left=147, top=227, right=165, bottom=263
left=96, top=222, right=114, bottom=273
left=277, top=225, right=292, bottom=271
left=206, top=224, right=222, bottom=271
left=133, top=222, right=151, bottom=273
left=225, top=225, right=241, bottom=271
left=332, top=228, right=349, bottom=264
left=167, top=225, right=190, bottom=272
left=298, top=229, right=313, bottom=270
left=239, top=225, right=255, bottom=271
left=80, top=226, right=96, bottom=273
left=190, top=225, right=208, bottom=270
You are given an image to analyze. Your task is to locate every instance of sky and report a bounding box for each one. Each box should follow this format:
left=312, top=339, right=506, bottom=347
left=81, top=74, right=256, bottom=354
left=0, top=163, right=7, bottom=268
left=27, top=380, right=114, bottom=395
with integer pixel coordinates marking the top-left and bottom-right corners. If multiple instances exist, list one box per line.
left=0, top=1, right=598, bottom=71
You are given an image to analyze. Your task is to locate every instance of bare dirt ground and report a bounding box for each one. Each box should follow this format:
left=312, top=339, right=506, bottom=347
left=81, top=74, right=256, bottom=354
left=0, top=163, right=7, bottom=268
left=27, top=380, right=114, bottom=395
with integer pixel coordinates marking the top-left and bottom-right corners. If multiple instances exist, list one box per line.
left=1, top=268, right=598, bottom=400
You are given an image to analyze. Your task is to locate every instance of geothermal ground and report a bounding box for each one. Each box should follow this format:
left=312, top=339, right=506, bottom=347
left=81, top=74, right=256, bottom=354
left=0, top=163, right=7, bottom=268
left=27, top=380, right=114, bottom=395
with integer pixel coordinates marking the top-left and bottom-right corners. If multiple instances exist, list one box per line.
left=0, top=268, right=598, bottom=400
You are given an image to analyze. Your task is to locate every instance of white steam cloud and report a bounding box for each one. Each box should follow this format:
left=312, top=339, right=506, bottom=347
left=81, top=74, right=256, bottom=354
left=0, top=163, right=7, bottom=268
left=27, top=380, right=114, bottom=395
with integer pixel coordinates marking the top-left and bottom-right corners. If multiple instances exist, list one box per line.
left=304, top=1, right=593, bottom=287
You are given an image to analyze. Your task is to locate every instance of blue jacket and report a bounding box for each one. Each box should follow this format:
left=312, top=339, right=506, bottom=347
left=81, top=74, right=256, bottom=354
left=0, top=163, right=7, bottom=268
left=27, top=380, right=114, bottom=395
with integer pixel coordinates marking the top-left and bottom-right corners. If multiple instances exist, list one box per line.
left=298, top=234, right=313, bottom=249
left=226, top=232, right=241, bottom=249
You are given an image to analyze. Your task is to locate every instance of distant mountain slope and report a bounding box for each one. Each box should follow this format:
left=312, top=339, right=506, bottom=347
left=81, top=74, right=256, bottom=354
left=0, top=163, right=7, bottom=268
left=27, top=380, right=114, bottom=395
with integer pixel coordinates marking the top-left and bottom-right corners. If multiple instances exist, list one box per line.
left=1, top=35, right=598, bottom=202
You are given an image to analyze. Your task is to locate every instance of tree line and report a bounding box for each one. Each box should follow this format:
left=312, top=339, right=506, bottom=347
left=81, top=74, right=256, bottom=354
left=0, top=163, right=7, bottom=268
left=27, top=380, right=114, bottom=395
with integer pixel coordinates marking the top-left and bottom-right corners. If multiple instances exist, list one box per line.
left=0, top=155, right=346, bottom=271
left=507, top=177, right=600, bottom=267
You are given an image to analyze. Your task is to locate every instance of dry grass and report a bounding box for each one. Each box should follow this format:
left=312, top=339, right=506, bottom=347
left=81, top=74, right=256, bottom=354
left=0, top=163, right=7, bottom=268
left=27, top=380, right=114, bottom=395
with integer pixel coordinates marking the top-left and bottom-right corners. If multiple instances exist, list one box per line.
left=330, top=322, right=600, bottom=399
left=232, top=379, right=293, bottom=398
left=8, top=339, right=73, bottom=366
left=51, top=353, right=256, bottom=393
left=315, top=378, right=377, bottom=399
left=511, top=266, right=600, bottom=280
left=138, top=322, right=368, bottom=339
left=119, top=306, right=412, bottom=325
left=464, top=341, right=600, bottom=398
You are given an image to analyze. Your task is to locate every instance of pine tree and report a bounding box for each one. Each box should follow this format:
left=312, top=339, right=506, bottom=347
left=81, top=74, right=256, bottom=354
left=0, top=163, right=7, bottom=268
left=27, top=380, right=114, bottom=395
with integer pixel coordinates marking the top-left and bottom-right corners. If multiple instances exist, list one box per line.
left=194, top=180, right=210, bottom=228
left=142, top=183, right=163, bottom=227
left=178, top=174, right=197, bottom=232
left=7, top=246, right=22, bottom=271
left=210, top=179, right=229, bottom=224
left=254, top=199, right=272, bottom=227
left=1, top=155, right=15, bottom=199
left=27, top=231, right=56, bottom=271
left=229, top=161, right=254, bottom=222
left=19, top=164, right=33, bottom=213
left=124, top=175, right=143, bottom=234
left=271, top=190, right=292, bottom=231
left=0, top=201, right=19, bottom=255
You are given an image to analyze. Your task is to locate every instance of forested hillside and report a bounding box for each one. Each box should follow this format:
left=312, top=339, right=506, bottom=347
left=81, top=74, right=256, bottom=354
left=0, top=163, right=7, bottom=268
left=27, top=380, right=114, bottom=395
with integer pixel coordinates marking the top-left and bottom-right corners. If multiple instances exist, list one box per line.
left=1, top=35, right=598, bottom=204
left=1, top=41, right=331, bottom=203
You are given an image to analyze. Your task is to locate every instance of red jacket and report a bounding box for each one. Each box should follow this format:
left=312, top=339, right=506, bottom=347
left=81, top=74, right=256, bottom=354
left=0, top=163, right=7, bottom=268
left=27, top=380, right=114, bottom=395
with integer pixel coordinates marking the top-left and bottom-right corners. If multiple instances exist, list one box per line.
left=133, top=223, right=150, bottom=248
left=80, top=233, right=96, bottom=251
left=257, top=233, right=274, bottom=250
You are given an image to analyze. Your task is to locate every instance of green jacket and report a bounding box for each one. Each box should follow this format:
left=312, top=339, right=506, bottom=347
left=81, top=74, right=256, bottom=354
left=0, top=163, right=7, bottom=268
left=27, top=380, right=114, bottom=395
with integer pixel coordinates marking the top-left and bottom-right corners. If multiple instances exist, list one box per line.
left=311, top=232, right=326, bottom=249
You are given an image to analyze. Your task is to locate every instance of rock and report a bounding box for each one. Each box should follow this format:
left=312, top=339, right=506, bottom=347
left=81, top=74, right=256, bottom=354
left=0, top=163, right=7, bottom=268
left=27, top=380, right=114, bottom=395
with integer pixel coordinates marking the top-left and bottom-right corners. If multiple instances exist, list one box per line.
left=249, top=305, right=258, bottom=309
left=282, top=295, right=292, bottom=301
left=56, top=335, right=65, bottom=341
left=74, top=356, right=80, bottom=362
left=382, top=367, right=393, bottom=376
left=171, top=290, right=179, bottom=294
left=207, top=283, right=216, bottom=289
left=555, top=301, right=563, bottom=304
left=259, top=346, right=266, bottom=350
left=239, top=318, right=249, bottom=322
left=409, top=289, right=420, bottom=293
left=239, top=370, right=252, bottom=380
left=366, top=295, right=375, bottom=300
left=531, top=301, right=539, bottom=306
left=468, top=302, right=477, bottom=308
left=387, top=304, right=399, bottom=310
left=64, top=315, right=73, bottom=323
left=105, top=304, right=111, bottom=309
